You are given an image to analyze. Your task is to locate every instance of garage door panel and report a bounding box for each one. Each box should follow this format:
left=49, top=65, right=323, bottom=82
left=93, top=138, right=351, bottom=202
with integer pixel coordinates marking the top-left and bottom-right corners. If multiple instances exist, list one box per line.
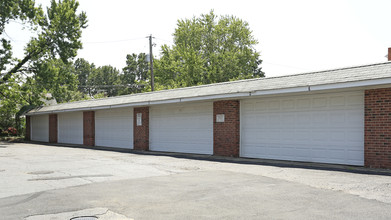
left=241, top=91, right=364, bottom=166
left=58, top=112, right=83, bottom=145
left=150, top=102, right=213, bottom=154
left=31, top=115, right=49, bottom=142
left=347, top=94, right=363, bottom=105
left=95, top=108, right=133, bottom=149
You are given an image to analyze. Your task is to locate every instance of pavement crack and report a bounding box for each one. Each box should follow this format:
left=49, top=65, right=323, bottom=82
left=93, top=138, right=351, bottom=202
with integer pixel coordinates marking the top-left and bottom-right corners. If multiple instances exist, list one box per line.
left=95, top=208, right=110, bottom=217
left=28, top=174, right=113, bottom=181
left=0, top=191, right=44, bottom=208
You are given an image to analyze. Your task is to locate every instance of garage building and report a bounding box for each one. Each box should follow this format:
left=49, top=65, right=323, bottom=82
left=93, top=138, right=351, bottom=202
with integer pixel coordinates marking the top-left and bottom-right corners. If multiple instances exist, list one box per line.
left=25, top=61, right=391, bottom=169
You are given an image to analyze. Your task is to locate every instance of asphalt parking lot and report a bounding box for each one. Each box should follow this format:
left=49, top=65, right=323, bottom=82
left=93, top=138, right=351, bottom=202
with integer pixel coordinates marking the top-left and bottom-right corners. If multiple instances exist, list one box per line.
left=1, top=141, right=391, bottom=219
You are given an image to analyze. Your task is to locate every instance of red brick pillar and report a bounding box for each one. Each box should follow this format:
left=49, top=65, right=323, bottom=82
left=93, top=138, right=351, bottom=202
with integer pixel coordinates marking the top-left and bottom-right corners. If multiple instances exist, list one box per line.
left=49, top=114, right=58, bottom=143
left=213, top=100, right=240, bottom=157
left=134, top=107, right=149, bottom=151
left=83, top=111, right=95, bottom=146
left=25, top=115, right=31, bottom=141
left=365, top=88, right=391, bottom=169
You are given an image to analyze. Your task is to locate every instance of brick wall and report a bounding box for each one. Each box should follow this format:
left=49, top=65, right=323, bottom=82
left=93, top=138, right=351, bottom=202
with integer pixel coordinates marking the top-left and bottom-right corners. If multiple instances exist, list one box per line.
left=83, top=111, right=95, bottom=146
left=133, top=107, right=149, bottom=151
left=49, top=114, right=58, bottom=143
left=213, top=100, right=240, bottom=157
left=365, top=88, right=391, bottom=169
left=25, top=116, right=31, bottom=141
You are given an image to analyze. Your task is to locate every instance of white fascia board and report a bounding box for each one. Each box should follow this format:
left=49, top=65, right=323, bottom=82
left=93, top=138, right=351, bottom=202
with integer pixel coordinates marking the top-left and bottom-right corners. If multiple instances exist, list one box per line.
left=89, top=105, right=112, bottom=110
left=180, top=92, right=251, bottom=102
left=26, top=111, right=51, bottom=116
left=110, top=102, right=149, bottom=109
left=62, top=107, right=91, bottom=112
left=310, top=78, right=391, bottom=91
left=251, top=86, right=309, bottom=96
left=148, top=98, right=182, bottom=105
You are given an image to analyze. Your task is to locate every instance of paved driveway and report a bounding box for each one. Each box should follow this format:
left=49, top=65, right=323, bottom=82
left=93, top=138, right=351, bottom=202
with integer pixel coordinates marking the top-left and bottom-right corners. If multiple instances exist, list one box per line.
left=1, top=142, right=391, bottom=219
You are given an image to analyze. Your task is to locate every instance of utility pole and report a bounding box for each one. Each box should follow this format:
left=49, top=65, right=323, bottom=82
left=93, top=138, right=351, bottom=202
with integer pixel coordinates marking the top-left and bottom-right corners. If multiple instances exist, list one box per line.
left=147, top=34, right=155, bottom=91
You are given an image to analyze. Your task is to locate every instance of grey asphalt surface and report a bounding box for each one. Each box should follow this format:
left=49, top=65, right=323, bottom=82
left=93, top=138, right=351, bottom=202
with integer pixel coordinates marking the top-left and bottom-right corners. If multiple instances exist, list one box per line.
left=1, top=141, right=391, bottom=219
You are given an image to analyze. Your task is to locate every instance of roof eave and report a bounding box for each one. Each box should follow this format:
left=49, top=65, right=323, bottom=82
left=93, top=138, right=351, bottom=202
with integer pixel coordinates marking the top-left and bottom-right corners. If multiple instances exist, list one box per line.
left=25, top=77, right=391, bottom=116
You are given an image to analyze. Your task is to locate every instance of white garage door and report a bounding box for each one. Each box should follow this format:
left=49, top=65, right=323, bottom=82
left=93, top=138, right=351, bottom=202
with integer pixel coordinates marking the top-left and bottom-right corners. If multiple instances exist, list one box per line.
left=58, top=112, right=83, bottom=145
left=31, top=115, right=49, bottom=142
left=95, top=107, right=133, bottom=149
left=150, top=102, right=213, bottom=154
left=241, top=91, right=364, bottom=166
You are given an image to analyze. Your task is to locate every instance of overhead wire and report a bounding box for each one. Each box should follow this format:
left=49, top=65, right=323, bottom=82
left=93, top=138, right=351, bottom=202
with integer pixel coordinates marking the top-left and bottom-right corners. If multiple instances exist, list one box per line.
left=84, top=37, right=146, bottom=44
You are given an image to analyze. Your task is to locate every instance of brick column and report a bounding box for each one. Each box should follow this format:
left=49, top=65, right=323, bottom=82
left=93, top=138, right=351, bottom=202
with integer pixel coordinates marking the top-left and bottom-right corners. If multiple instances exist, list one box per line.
left=49, top=114, right=58, bottom=143
left=213, top=100, right=240, bottom=157
left=365, top=88, right=391, bottom=169
left=83, top=111, right=95, bottom=146
left=134, top=107, right=149, bottom=151
left=25, top=115, right=31, bottom=141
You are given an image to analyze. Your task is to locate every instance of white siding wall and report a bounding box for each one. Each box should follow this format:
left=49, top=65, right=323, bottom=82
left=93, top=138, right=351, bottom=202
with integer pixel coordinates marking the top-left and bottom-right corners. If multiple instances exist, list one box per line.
left=241, top=91, right=364, bottom=166
left=95, top=107, right=133, bottom=149
left=31, top=115, right=49, bottom=142
left=58, top=112, right=83, bottom=145
left=150, top=102, right=213, bottom=154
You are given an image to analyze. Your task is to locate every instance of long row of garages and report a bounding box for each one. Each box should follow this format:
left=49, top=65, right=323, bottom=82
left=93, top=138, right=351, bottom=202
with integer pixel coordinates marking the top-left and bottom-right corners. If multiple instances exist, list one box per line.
left=30, top=91, right=364, bottom=166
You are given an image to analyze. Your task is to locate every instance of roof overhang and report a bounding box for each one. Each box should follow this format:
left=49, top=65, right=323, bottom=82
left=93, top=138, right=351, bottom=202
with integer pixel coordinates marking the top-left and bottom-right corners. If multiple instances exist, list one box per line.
left=25, top=77, right=391, bottom=116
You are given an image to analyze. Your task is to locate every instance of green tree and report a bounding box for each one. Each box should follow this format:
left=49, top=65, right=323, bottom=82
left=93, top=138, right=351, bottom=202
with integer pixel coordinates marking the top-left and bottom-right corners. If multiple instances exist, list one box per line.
left=0, top=0, right=42, bottom=74
left=88, top=65, right=121, bottom=97
left=0, top=72, right=36, bottom=134
left=121, top=53, right=149, bottom=94
left=0, top=76, right=24, bottom=130
left=74, top=58, right=95, bottom=96
left=0, top=0, right=87, bottom=84
left=0, top=0, right=87, bottom=133
left=155, top=10, right=264, bottom=88
left=32, top=59, right=84, bottom=103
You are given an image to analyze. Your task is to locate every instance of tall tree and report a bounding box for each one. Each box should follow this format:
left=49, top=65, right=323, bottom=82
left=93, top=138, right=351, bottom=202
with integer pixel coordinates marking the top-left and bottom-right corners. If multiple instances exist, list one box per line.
left=0, top=0, right=42, bottom=75
left=74, top=58, right=95, bottom=95
left=88, top=65, right=121, bottom=97
left=32, top=59, right=83, bottom=103
left=121, top=53, right=149, bottom=94
left=0, top=0, right=86, bottom=132
left=0, top=0, right=87, bottom=84
left=155, top=10, right=264, bottom=88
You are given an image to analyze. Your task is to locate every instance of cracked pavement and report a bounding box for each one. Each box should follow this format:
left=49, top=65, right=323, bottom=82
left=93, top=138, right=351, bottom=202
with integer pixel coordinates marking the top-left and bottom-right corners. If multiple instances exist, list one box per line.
left=1, top=142, right=391, bottom=219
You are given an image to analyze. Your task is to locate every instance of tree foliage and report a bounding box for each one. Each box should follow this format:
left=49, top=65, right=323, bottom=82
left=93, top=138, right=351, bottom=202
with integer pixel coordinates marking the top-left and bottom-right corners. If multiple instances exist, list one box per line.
left=32, top=58, right=84, bottom=103
left=0, top=0, right=87, bottom=84
left=88, top=65, right=121, bottom=97
left=155, top=10, right=264, bottom=88
left=121, top=53, right=149, bottom=94
left=0, top=0, right=42, bottom=74
left=0, top=0, right=87, bottom=132
left=74, top=58, right=95, bottom=95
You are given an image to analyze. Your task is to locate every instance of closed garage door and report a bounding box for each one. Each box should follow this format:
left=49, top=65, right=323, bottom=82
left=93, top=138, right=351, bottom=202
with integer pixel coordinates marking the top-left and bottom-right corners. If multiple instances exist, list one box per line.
left=150, top=102, right=213, bottom=154
left=95, top=107, right=133, bottom=149
left=58, top=112, right=83, bottom=145
left=241, top=91, right=364, bottom=165
left=31, top=115, right=49, bottom=142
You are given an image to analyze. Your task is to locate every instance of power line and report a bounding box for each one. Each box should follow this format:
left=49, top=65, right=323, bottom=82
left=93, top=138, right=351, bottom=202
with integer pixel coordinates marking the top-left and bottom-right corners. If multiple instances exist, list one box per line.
left=84, top=37, right=145, bottom=44
left=154, top=37, right=173, bottom=44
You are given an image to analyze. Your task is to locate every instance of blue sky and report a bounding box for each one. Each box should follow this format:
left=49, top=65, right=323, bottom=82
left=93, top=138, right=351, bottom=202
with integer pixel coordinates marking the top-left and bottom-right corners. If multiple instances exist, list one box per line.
left=5, top=0, right=391, bottom=77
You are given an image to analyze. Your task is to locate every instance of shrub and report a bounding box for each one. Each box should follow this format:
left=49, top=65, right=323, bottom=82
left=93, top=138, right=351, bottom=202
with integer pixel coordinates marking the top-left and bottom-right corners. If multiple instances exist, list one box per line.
left=0, top=130, right=7, bottom=137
